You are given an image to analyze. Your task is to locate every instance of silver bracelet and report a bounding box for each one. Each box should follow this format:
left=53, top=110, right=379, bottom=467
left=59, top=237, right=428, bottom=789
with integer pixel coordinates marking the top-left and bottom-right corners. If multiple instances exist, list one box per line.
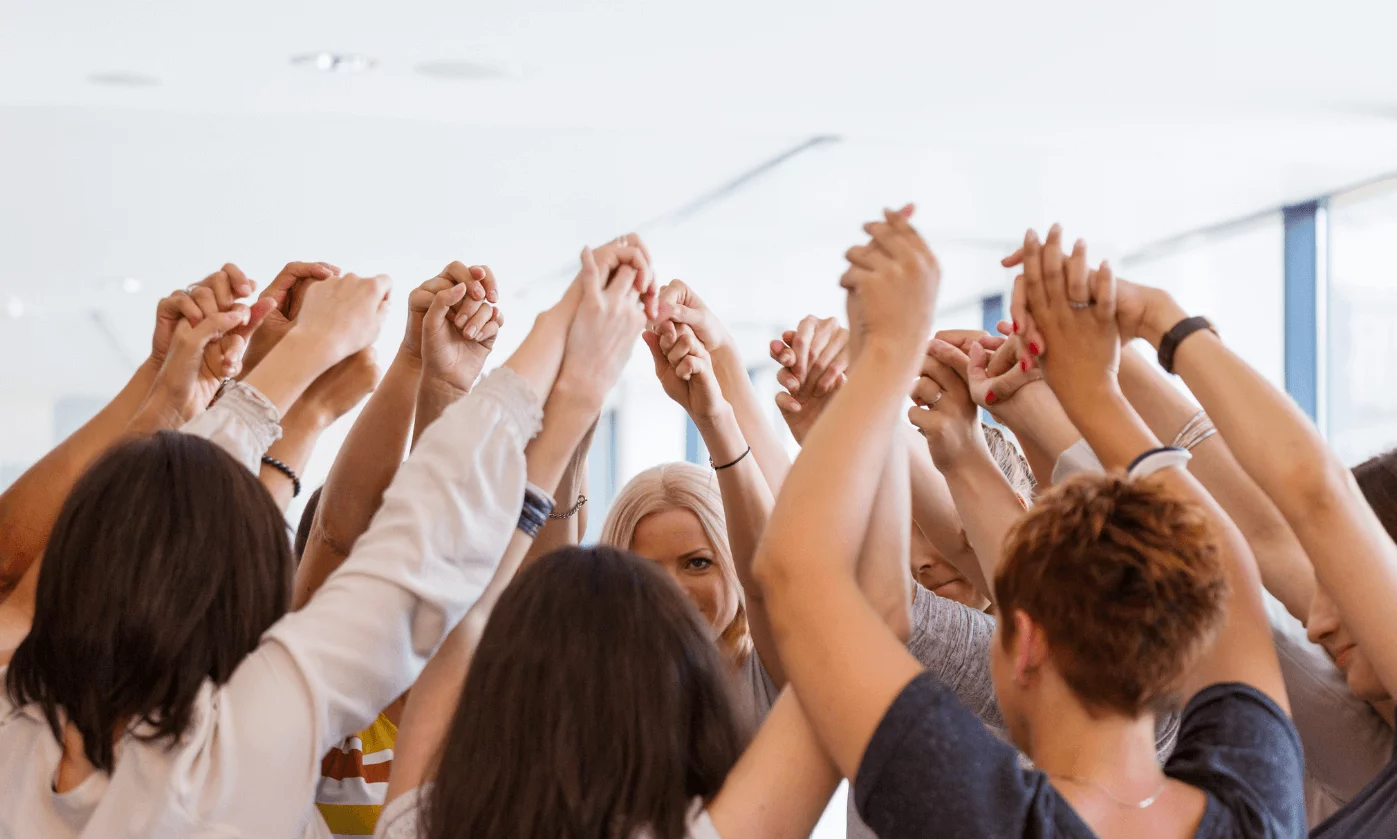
left=549, top=494, right=587, bottom=519
left=1172, top=410, right=1218, bottom=451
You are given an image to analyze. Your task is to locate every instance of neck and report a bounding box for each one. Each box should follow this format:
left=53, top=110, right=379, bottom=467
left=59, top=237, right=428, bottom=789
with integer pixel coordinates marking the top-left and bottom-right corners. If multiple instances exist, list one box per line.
left=1375, top=698, right=1396, bottom=729
left=1026, top=695, right=1163, bottom=789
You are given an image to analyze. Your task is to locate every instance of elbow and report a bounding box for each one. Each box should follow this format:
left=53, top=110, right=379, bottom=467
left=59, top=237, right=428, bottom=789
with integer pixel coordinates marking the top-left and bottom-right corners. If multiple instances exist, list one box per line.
left=1279, top=454, right=1358, bottom=526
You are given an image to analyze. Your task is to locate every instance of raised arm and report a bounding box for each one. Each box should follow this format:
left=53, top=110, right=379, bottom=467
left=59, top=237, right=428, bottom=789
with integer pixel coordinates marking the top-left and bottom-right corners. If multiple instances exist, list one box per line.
left=906, top=340, right=1026, bottom=600
left=1014, top=225, right=1287, bottom=708
left=294, top=266, right=499, bottom=608
left=643, top=325, right=784, bottom=681
left=1113, top=274, right=1397, bottom=697
left=653, top=281, right=793, bottom=492
left=0, top=266, right=268, bottom=597
left=387, top=244, right=650, bottom=806
left=1116, top=342, right=1317, bottom=622
left=752, top=208, right=936, bottom=778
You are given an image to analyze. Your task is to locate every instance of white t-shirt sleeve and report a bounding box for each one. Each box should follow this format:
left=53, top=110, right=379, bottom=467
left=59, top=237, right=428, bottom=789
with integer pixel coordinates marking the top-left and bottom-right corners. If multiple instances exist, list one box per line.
left=221, top=369, right=543, bottom=836
left=1051, top=437, right=1104, bottom=485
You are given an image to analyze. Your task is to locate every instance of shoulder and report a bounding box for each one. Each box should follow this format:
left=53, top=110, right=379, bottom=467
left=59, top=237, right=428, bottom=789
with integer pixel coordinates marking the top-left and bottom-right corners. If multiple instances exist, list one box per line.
left=1167, top=683, right=1306, bottom=835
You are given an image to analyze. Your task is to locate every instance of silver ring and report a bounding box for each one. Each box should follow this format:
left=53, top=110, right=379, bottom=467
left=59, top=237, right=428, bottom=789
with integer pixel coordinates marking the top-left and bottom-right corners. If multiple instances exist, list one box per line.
left=928, top=392, right=943, bottom=408
left=184, top=285, right=200, bottom=295
left=615, top=235, right=629, bottom=247
left=1068, top=300, right=1093, bottom=310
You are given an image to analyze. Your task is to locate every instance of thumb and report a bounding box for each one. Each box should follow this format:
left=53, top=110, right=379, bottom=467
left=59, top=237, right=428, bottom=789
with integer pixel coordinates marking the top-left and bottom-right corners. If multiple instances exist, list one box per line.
left=231, top=298, right=278, bottom=341
left=641, top=329, right=668, bottom=378
left=966, top=341, right=991, bottom=390
left=775, top=390, right=802, bottom=416
left=426, top=283, right=469, bottom=335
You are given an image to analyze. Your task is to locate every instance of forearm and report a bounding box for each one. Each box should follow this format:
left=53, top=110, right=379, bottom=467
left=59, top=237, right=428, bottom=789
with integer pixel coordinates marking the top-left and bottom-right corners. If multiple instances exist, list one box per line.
left=995, top=386, right=1082, bottom=475
left=294, top=351, right=421, bottom=608
left=259, top=409, right=327, bottom=512
left=1014, top=430, right=1058, bottom=490
left=1171, top=329, right=1397, bottom=693
left=0, top=358, right=158, bottom=591
left=386, top=528, right=534, bottom=805
left=523, top=430, right=592, bottom=565
left=758, top=341, right=916, bottom=586
left=1118, top=345, right=1316, bottom=621
left=412, top=376, right=464, bottom=448
left=904, top=428, right=985, bottom=597
left=243, top=332, right=338, bottom=418
left=713, top=345, right=791, bottom=493
left=857, top=442, right=913, bottom=641
left=697, top=406, right=783, bottom=682
left=941, top=446, right=1028, bottom=595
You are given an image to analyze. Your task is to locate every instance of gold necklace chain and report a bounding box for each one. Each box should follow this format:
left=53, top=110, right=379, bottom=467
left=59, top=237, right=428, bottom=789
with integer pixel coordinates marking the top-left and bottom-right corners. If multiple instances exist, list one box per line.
left=1050, top=774, right=1168, bottom=809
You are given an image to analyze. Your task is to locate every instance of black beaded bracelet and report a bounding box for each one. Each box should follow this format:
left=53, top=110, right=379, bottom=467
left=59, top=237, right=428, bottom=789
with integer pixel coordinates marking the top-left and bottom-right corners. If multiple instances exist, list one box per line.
left=261, top=456, right=302, bottom=498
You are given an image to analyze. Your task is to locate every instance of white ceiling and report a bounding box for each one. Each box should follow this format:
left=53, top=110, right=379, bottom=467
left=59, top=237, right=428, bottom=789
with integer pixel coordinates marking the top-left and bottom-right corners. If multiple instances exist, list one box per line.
left=2, top=0, right=1397, bottom=398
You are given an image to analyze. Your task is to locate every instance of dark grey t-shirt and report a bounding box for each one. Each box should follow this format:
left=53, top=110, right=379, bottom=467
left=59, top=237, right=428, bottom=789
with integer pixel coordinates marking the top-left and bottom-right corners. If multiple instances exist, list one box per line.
left=855, top=674, right=1305, bottom=838
left=1310, top=732, right=1397, bottom=838
left=846, top=586, right=1182, bottom=839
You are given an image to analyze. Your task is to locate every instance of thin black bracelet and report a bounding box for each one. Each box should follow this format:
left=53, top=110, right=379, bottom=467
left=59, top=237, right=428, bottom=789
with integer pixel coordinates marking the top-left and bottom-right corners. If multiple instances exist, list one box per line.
left=1157, top=316, right=1216, bottom=374
left=261, top=456, right=302, bottom=498
left=549, top=494, right=587, bottom=520
left=711, top=447, right=752, bottom=471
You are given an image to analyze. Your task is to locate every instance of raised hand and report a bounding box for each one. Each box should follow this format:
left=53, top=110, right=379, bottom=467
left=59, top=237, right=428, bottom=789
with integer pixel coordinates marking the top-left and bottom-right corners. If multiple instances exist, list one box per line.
left=286, top=272, right=393, bottom=366
left=770, top=318, right=849, bottom=444
left=242, top=261, right=341, bottom=373
left=410, top=264, right=503, bottom=393
left=649, top=279, right=730, bottom=355
left=841, top=206, right=940, bottom=354
left=907, top=344, right=985, bottom=471
left=591, top=233, right=659, bottom=320
left=135, top=306, right=257, bottom=429
left=553, top=247, right=649, bottom=411
left=643, top=328, right=726, bottom=421
left=1017, top=225, right=1122, bottom=408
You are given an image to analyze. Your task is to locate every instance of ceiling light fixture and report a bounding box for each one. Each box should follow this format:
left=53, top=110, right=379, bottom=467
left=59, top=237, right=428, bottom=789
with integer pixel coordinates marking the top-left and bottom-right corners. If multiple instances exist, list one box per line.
left=292, top=52, right=377, bottom=73
left=88, top=72, right=161, bottom=88
left=122, top=278, right=142, bottom=294
left=6, top=297, right=24, bottom=319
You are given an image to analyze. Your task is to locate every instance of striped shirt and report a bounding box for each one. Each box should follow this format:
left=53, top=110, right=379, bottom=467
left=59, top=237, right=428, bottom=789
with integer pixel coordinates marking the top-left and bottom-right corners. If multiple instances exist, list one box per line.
left=316, top=713, right=397, bottom=837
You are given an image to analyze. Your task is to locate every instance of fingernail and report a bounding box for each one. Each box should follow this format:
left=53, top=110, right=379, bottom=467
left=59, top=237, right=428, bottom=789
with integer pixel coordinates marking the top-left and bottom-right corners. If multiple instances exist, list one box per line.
left=1012, top=321, right=1020, bottom=334
left=986, top=391, right=998, bottom=405
left=471, top=286, right=484, bottom=299
left=1020, top=360, right=1028, bottom=372
left=1029, top=342, right=1041, bottom=356
left=470, top=266, right=485, bottom=280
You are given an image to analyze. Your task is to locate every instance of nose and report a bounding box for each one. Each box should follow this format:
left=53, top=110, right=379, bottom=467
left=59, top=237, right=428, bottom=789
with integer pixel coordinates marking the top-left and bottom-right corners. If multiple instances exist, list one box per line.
left=1307, top=586, right=1341, bottom=647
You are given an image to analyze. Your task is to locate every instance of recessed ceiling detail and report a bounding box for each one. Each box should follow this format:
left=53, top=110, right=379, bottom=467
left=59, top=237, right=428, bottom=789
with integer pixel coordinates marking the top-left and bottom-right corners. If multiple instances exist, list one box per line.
left=291, top=52, right=377, bottom=73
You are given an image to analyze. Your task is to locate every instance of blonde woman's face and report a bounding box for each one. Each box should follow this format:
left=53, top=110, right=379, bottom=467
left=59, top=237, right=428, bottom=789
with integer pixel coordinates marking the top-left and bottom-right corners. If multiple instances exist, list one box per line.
left=630, top=508, right=740, bottom=639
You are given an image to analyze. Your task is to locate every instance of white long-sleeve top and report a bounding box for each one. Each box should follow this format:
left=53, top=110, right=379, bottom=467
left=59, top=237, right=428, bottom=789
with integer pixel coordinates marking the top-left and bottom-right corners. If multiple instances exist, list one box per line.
left=0, top=368, right=541, bottom=839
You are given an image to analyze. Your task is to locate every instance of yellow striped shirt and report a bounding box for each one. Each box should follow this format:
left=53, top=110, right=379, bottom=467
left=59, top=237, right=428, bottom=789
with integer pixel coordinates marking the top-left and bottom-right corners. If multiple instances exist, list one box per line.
left=316, top=713, right=397, bottom=837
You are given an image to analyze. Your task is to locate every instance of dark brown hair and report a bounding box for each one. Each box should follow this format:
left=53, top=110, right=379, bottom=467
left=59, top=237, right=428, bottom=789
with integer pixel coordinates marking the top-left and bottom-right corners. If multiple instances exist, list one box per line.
left=1353, top=448, right=1397, bottom=543
left=6, top=431, right=293, bottom=771
left=995, top=473, right=1228, bottom=717
left=424, top=546, right=746, bottom=839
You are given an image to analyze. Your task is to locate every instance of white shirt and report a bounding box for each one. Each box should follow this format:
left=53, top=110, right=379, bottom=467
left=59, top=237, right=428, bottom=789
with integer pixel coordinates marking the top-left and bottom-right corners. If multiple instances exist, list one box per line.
left=0, top=369, right=542, bottom=839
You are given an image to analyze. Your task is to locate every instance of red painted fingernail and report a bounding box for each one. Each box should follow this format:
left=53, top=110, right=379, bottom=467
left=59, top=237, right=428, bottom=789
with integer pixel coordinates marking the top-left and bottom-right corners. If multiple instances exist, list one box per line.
left=1029, top=342, right=1040, bottom=356
left=1013, top=321, right=1020, bottom=334
left=986, top=391, right=998, bottom=405
left=1020, top=360, right=1028, bottom=372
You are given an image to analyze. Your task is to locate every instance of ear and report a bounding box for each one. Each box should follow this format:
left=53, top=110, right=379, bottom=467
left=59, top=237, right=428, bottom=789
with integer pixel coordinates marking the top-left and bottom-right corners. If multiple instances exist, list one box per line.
left=1011, top=610, right=1049, bottom=688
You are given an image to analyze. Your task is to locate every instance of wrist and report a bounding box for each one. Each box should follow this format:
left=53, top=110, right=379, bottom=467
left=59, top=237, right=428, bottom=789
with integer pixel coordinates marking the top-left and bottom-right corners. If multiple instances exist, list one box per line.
left=698, top=410, right=748, bottom=466
left=1139, top=295, right=1189, bottom=349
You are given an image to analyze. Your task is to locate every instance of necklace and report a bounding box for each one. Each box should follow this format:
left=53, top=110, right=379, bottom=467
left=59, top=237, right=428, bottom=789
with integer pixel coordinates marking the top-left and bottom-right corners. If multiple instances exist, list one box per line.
left=1051, top=774, right=1167, bottom=809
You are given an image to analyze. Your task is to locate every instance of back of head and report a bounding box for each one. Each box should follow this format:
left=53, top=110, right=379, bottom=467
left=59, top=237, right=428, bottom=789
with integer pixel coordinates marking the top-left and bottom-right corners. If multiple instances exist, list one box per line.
left=426, top=546, right=745, bottom=839
left=982, top=423, right=1036, bottom=499
left=6, top=431, right=293, bottom=771
left=1353, top=448, right=1397, bottom=543
left=600, top=462, right=750, bottom=659
left=995, top=473, right=1229, bottom=718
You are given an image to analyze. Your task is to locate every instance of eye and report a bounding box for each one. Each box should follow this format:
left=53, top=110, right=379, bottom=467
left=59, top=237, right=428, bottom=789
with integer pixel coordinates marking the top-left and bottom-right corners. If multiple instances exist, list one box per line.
left=683, top=556, right=715, bottom=572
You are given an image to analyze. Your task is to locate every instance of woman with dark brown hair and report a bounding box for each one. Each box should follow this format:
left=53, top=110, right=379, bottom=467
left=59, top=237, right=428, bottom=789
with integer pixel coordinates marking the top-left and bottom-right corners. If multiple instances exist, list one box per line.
left=0, top=246, right=658, bottom=839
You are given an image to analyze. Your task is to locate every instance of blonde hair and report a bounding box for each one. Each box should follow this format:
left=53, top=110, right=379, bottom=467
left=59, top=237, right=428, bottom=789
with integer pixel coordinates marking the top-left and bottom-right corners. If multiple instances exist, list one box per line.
left=599, top=462, right=753, bottom=663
